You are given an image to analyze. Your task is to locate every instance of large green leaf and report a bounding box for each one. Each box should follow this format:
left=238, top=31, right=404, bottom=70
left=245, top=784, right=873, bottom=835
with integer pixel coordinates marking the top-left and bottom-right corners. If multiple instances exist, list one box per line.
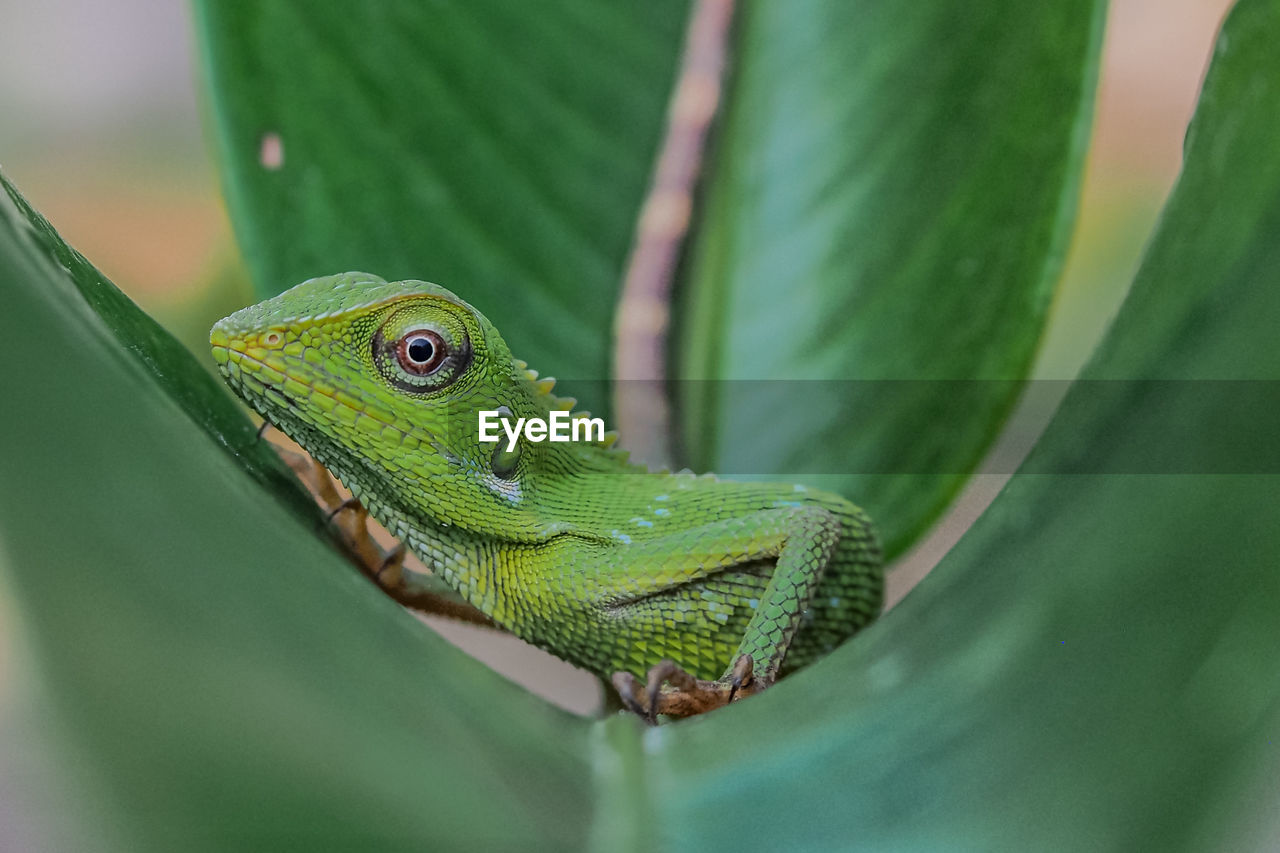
left=677, top=0, right=1106, bottom=555
left=195, top=0, right=690, bottom=420
left=642, top=1, right=1280, bottom=848
left=0, top=171, right=592, bottom=850
left=7, top=0, right=1279, bottom=850
left=198, top=0, right=1106, bottom=561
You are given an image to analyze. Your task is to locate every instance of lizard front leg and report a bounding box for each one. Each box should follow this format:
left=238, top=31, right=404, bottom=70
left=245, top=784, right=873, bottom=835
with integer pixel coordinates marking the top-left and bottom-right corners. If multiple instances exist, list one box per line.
left=261, top=425, right=494, bottom=627
left=608, top=506, right=842, bottom=720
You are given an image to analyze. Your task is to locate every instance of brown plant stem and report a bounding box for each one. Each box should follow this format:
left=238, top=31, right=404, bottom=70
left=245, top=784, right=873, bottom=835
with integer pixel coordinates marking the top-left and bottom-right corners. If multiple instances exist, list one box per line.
left=613, top=0, right=735, bottom=468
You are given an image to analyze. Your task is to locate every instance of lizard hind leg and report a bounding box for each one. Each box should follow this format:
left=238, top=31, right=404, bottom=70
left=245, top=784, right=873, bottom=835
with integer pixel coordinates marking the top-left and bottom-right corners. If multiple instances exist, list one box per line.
left=603, top=505, right=844, bottom=722
left=611, top=654, right=755, bottom=723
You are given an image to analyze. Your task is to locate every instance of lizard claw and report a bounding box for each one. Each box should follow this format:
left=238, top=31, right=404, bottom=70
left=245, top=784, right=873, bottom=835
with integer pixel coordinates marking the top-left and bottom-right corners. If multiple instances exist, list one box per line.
left=726, top=654, right=754, bottom=702
left=376, top=542, right=408, bottom=586
left=610, top=671, right=649, bottom=719
left=326, top=496, right=364, bottom=523
left=644, top=659, right=698, bottom=725
left=611, top=656, right=758, bottom=722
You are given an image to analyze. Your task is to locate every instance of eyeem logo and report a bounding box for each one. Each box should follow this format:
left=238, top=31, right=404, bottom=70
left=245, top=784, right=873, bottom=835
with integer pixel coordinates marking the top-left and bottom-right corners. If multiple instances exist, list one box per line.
left=479, top=409, right=606, bottom=451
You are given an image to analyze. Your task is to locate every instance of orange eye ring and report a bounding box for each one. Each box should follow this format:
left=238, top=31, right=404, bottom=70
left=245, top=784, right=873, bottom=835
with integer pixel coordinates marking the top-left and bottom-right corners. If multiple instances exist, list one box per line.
left=395, top=329, right=447, bottom=375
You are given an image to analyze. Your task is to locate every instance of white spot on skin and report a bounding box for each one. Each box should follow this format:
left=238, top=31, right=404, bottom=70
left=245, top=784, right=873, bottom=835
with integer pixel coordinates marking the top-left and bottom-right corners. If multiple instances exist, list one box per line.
left=793, top=484, right=807, bottom=492
left=829, top=597, right=841, bottom=607
left=653, top=508, right=670, bottom=517
left=260, top=132, right=284, bottom=170
left=630, top=517, right=654, bottom=528
left=654, top=494, right=669, bottom=501
left=611, top=530, right=632, bottom=544
left=483, top=472, right=521, bottom=504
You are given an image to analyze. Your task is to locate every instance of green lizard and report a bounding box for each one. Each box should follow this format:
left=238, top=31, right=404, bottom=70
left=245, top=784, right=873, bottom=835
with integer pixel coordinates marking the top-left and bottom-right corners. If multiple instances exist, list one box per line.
left=211, top=272, right=883, bottom=719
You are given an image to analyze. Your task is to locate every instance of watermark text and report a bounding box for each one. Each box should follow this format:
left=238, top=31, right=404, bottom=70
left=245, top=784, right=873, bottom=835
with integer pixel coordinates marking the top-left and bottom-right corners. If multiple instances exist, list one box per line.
left=479, top=410, right=605, bottom=451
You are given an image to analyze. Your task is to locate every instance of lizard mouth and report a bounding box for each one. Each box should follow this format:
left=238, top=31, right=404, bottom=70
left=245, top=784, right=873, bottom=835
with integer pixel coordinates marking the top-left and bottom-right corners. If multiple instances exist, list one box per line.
left=210, top=340, right=374, bottom=489
left=209, top=334, right=452, bottom=461
left=210, top=342, right=302, bottom=413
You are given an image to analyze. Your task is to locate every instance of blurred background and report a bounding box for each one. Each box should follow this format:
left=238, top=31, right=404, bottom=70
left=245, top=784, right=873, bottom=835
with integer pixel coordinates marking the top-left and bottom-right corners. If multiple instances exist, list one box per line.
left=0, top=0, right=1240, bottom=716
left=0, top=0, right=1238, bottom=371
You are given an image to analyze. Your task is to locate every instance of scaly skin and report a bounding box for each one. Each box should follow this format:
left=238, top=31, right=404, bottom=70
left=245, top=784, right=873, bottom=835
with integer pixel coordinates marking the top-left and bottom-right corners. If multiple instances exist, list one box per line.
left=211, top=272, right=882, bottom=712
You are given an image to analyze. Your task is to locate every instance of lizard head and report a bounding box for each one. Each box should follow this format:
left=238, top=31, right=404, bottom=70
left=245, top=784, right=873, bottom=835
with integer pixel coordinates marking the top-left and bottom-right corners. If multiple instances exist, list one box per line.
left=210, top=271, right=553, bottom=534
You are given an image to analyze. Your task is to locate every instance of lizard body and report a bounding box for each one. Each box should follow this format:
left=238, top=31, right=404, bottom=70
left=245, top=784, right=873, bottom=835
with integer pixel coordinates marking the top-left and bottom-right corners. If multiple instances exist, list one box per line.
left=211, top=272, right=882, bottom=712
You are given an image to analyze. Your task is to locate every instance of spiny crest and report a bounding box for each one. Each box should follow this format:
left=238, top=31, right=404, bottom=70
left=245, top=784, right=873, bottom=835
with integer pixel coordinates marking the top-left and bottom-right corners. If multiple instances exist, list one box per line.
left=511, top=357, right=626, bottom=456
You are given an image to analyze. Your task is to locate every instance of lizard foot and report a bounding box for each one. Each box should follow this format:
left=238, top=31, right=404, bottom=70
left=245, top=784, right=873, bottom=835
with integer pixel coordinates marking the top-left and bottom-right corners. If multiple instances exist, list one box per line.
left=611, top=655, right=756, bottom=723
left=326, top=496, right=493, bottom=626
left=262, top=432, right=495, bottom=627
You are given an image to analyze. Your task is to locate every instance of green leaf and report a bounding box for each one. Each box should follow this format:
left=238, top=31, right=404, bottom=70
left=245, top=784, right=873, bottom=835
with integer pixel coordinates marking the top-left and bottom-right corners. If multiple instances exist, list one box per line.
left=640, top=2, right=1280, bottom=848
left=0, top=172, right=592, bottom=851
left=9, top=0, right=1279, bottom=849
left=0, top=178, right=318, bottom=523
left=677, top=0, right=1107, bottom=555
left=197, top=0, right=1106, bottom=559
left=194, top=0, right=691, bottom=420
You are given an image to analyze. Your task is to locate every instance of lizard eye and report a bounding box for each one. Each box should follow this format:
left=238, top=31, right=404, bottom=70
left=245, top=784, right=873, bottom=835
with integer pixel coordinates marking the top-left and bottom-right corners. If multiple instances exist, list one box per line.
left=373, top=303, right=473, bottom=394
left=395, top=330, right=447, bottom=375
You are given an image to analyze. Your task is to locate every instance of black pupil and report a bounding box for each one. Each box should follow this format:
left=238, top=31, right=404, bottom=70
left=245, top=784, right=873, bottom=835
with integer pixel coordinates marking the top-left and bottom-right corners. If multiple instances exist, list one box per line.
left=407, top=336, right=435, bottom=364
